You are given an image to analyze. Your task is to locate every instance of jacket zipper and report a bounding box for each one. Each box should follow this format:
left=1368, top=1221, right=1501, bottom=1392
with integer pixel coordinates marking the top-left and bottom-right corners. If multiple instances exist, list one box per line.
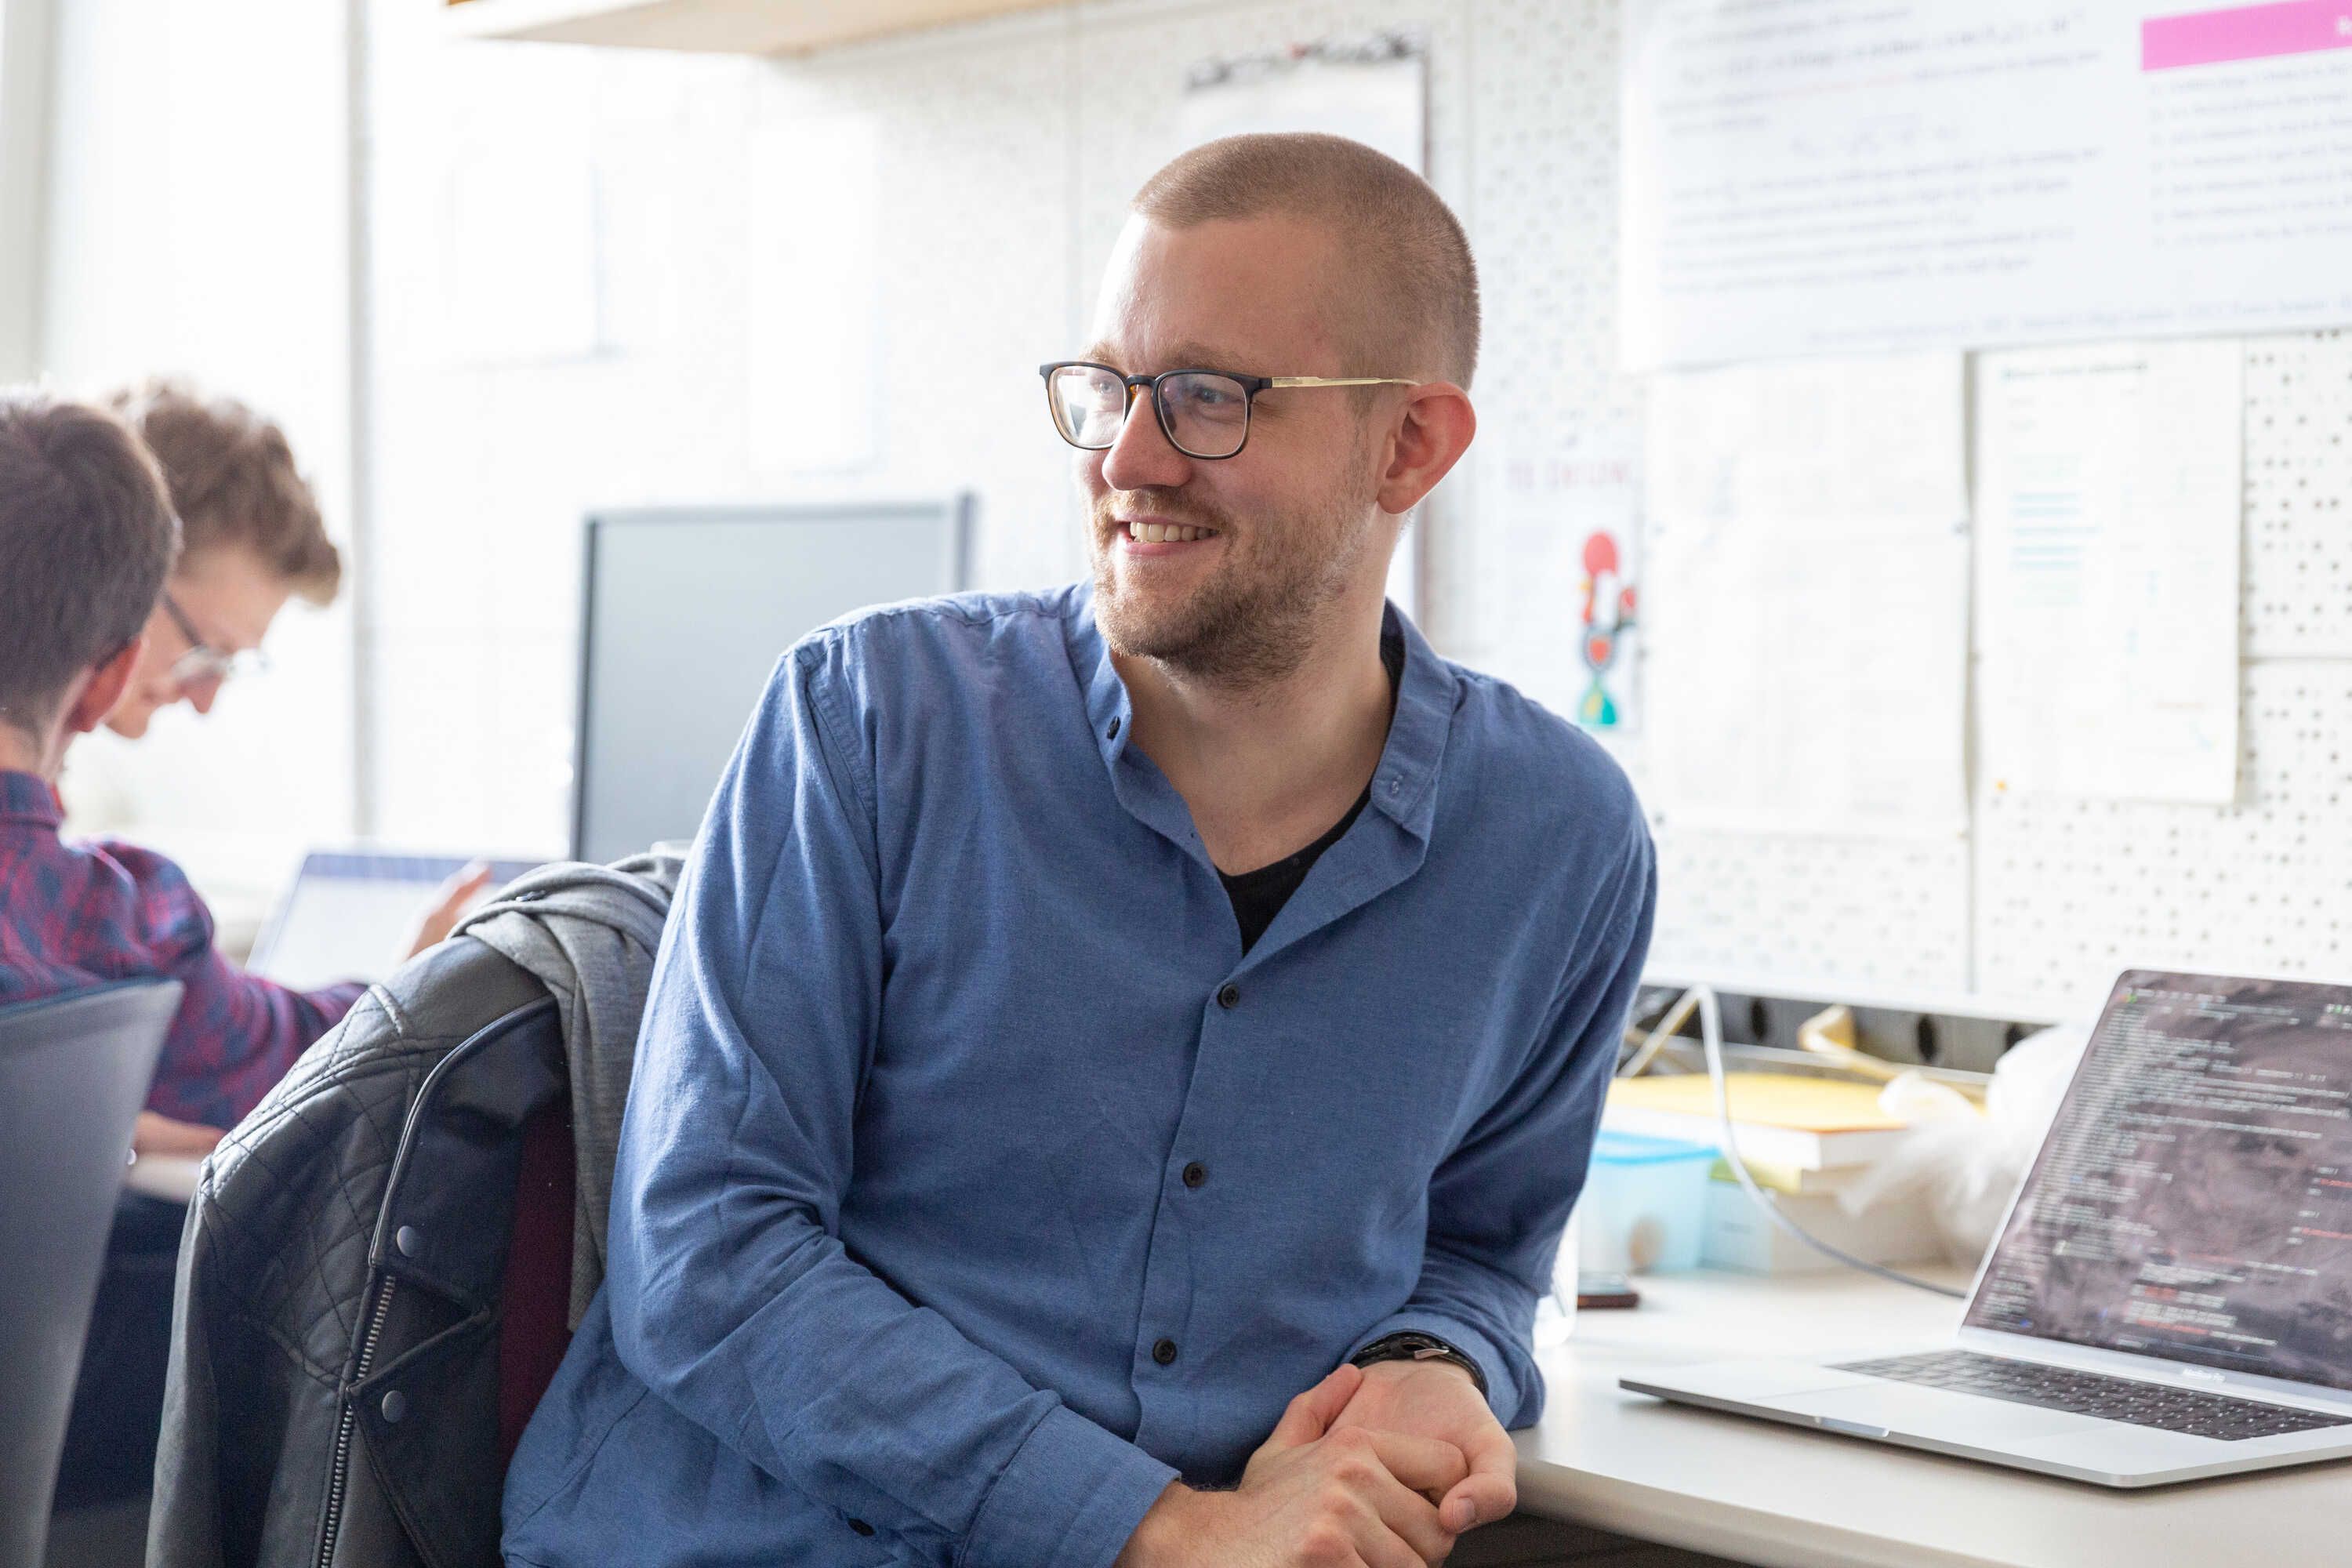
left=301, top=996, right=560, bottom=1566
left=315, top=1275, right=397, bottom=1568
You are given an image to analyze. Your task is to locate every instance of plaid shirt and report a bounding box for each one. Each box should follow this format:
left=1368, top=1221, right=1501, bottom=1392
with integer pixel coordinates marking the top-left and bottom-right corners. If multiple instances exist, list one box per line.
left=1, top=769, right=364, bottom=1129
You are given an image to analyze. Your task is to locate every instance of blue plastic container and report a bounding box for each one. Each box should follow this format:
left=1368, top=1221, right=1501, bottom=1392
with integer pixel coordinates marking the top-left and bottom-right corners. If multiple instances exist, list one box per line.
left=1575, top=1129, right=1718, bottom=1274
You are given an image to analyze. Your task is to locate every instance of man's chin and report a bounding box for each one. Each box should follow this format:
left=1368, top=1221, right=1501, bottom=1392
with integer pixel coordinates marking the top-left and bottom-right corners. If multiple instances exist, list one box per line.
left=1094, top=578, right=1207, bottom=660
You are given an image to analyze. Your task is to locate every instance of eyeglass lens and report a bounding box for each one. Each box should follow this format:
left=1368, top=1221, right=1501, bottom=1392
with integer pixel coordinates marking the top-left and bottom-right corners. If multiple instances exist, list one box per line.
left=1047, top=365, right=1252, bottom=459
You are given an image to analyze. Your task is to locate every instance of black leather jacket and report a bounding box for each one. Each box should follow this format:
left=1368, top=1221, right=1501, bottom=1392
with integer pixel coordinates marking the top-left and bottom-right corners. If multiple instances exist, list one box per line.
left=150, top=936, right=564, bottom=1568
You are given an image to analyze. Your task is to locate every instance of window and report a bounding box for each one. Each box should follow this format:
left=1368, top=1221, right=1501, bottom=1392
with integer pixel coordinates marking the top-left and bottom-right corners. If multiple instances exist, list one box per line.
left=0, top=0, right=49, bottom=379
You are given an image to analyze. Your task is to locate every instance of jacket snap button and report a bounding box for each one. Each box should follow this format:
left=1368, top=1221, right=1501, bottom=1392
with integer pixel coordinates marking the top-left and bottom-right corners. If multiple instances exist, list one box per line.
left=380, top=1389, right=408, bottom=1423
left=395, top=1225, right=421, bottom=1257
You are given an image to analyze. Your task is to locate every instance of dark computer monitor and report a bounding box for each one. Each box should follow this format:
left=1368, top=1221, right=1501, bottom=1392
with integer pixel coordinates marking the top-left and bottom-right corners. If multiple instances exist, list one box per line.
left=572, top=498, right=971, bottom=864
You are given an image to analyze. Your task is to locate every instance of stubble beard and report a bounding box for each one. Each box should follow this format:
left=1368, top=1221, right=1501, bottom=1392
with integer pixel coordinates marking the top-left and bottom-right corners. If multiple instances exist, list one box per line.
left=1090, top=474, right=1380, bottom=690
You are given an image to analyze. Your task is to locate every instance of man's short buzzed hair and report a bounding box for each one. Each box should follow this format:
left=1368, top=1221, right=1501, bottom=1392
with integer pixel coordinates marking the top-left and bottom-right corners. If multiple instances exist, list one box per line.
left=0, top=387, right=180, bottom=735
left=1133, top=132, right=1480, bottom=387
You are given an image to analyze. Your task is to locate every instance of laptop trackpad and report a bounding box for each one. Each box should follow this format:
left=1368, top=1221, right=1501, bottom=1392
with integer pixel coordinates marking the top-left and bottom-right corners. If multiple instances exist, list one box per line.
left=1779, top=1383, right=2101, bottom=1444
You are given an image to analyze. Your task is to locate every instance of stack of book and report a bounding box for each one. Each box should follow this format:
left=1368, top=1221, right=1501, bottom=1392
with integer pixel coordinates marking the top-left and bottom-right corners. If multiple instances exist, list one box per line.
left=1602, top=1072, right=1944, bottom=1274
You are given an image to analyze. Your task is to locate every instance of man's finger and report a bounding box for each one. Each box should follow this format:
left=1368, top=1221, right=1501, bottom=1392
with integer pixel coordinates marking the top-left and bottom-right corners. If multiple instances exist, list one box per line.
left=1354, top=1514, right=1433, bottom=1568
left=1267, top=1362, right=1363, bottom=1450
left=1438, top=1427, right=1517, bottom=1534
left=1356, top=1461, right=1458, bottom=1566
left=1359, top=1428, right=1471, bottom=1498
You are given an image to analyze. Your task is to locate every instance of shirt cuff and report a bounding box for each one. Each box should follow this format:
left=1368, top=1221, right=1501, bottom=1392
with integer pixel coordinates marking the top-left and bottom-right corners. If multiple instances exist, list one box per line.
left=960, top=1403, right=1180, bottom=1568
left=1348, top=1311, right=1523, bottom=1427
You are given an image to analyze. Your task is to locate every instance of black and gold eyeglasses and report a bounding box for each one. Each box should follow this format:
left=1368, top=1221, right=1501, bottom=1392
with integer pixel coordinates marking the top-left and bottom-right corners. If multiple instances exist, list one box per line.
left=1040, top=361, right=1414, bottom=461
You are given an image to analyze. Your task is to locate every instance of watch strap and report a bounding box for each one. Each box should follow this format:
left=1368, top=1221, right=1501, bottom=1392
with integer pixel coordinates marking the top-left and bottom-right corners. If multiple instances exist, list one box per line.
left=1348, top=1330, right=1489, bottom=1397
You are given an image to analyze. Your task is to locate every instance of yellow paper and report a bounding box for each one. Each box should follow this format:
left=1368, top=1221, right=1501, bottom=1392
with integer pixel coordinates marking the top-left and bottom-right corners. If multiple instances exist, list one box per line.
left=1606, top=1073, right=1905, bottom=1134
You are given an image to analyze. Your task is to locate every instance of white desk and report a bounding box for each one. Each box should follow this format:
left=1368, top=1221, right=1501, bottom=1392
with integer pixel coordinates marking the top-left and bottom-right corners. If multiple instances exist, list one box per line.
left=1515, top=1269, right=2352, bottom=1567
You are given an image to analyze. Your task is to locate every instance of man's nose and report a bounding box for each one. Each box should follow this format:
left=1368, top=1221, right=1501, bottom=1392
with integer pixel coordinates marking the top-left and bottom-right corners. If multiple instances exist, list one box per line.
left=183, top=678, right=220, bottom=715
left=1099, top=388, right=1193, bottom=494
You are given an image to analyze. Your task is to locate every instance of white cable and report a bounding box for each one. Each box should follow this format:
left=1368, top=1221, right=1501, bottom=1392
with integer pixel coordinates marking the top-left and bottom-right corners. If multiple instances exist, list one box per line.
left=1693, top=985, right=1966, bottom=1301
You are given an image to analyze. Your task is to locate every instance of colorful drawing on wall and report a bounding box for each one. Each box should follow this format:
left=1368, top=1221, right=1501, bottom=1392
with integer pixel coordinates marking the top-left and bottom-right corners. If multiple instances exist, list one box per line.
left=1577, top=530, right=1638, bottom=729
left=1473, top=420, right=1641, bottom=734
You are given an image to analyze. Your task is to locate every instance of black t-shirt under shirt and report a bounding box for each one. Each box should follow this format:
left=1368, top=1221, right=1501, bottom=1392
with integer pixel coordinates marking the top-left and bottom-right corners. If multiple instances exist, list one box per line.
left=1218, top=626, right=1405, bottom=953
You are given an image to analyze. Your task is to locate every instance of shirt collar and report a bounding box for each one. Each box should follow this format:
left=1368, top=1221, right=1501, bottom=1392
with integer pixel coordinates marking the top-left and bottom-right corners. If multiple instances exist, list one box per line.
left=1065, top=583, right=1459, bottom=844
left=0, top=770, right=64, bottom=829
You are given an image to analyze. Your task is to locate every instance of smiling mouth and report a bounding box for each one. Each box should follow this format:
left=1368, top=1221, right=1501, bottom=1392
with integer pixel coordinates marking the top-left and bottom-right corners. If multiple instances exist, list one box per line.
left=1123, top=520, right=1219, bottom=543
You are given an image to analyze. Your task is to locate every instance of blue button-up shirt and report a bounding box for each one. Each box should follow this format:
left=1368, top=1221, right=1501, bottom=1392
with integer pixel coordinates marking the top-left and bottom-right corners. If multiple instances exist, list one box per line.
left=503, top=584, right=1654, bottom=1568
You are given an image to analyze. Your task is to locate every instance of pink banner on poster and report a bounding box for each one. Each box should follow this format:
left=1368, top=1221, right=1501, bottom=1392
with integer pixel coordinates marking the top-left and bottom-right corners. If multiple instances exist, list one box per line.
left=2143, top=0, right=2352, bottom=70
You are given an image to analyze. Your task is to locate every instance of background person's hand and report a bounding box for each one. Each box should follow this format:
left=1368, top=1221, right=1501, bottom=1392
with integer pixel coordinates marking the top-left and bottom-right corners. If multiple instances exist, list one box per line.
left=1328, top=1355, right=1515, bottom=1535
left=1114, top=1363, right=1468, bottom=1568
left=401, top=861, right=494, bottom=960
left=132, top=1110, right=226, bottom=1158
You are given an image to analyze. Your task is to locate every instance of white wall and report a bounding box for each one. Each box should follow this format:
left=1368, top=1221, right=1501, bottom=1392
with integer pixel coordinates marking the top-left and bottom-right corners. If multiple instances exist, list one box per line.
left=40, top=0, right=356, bottom=936
left=361, top=9, right=1094, bottom=855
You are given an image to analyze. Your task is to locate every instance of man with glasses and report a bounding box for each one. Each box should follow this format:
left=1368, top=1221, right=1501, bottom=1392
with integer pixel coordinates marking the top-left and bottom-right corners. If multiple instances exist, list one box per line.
left=89, top=380, right=488, bottom=953
left=506, top=132, right=1653, bottom=1568
left=100, top=379, right=336, bottom=734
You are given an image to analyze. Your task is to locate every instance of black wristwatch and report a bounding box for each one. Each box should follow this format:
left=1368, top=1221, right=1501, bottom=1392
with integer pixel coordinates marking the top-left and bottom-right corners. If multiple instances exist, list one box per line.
left=1349, top=1331, right=1489, bottom=1397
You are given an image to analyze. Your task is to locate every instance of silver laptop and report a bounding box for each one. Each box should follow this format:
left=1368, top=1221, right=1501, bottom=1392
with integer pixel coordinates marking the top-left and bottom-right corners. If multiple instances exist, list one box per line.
left=249, top=851, right=539, bottom=991
left=1623, top=969, right=2352, bottom=1487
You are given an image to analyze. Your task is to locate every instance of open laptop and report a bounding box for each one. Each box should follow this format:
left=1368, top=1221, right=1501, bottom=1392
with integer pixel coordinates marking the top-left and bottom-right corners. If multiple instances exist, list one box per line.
left=1623, top=969, right=2352, bottom=1487
left=247, top=851, right=539, bottom=992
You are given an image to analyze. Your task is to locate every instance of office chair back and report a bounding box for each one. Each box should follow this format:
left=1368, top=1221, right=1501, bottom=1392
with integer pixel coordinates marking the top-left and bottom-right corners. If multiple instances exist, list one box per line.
left=0, top=980, right=181, bottom=1568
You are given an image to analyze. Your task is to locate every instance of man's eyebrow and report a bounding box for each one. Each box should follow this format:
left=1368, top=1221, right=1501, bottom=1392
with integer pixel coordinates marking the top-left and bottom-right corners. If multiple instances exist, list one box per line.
left=1073, top=341, right=1263, bottom=373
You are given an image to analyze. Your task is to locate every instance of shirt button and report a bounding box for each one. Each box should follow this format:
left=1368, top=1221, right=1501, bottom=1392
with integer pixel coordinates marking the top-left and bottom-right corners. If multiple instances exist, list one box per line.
left=1107, top=716, right=1121, bottom=739
left=1152, top=1337, right=1179, bottom=1366
left=848, top=1519, right=876, bottom=1537
left=1217, top=983, right=1240, bottom=1010
left=1182, top=1161, right=1207, bottom=1189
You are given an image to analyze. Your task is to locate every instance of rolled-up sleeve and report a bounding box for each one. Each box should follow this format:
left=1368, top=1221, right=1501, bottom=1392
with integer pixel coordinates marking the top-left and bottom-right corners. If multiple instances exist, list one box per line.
left=604, top=635, right=1176, bottom=1568
left=1349, top=819, right=1657, bottom=1428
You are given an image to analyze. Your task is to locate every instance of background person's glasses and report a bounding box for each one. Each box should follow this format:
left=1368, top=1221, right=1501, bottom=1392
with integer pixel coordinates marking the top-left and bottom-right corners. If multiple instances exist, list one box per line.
left=1040, top=361, right=1414, bottom=460
left=160, top=591, right=270, bottom=691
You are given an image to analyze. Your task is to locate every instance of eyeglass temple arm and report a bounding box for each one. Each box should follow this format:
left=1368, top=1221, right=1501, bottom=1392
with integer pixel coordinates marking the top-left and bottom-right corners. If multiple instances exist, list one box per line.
left=1265, top=376, right=1417, bottom=389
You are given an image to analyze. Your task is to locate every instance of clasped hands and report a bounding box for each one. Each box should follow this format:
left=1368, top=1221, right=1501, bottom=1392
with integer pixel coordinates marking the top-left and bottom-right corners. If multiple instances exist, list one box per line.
left=1116, top=1356, right=1516, bottom=1568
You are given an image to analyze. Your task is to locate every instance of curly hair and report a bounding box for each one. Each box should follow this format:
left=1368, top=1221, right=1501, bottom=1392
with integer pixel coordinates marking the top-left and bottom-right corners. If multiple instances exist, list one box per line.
left=107, top=378, right=340, bottom=603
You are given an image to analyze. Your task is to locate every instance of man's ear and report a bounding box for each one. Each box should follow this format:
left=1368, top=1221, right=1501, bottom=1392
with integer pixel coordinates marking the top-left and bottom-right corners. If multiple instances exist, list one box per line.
left=1374, top=383, right=1476, bottom=517
left=64, top=638, right=144, bottom=735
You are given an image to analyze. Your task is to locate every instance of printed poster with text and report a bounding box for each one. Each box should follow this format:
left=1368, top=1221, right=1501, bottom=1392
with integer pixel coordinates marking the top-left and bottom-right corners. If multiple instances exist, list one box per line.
left=1622, top=0, right=2352, bottom=368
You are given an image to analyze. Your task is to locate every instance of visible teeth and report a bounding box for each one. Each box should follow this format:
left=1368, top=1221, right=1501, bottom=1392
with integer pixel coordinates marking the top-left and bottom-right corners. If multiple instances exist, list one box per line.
left=1123, top=521, right=1217, bottom=543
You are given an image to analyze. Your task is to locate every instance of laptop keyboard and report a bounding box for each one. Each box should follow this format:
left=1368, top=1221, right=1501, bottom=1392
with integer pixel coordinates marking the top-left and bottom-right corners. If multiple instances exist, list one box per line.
left=1832, top=1351, right=2352, bottom=1442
